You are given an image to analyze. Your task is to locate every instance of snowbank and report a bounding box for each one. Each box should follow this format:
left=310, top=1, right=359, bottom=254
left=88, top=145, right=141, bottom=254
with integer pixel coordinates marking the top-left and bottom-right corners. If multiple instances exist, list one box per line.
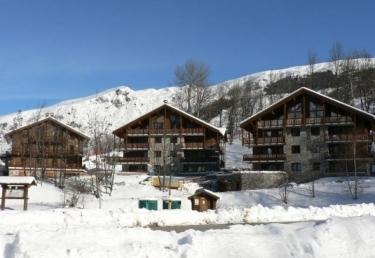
left=2, top=216, right=375, bottom=258
left=1, top=203, right=375, bottom=233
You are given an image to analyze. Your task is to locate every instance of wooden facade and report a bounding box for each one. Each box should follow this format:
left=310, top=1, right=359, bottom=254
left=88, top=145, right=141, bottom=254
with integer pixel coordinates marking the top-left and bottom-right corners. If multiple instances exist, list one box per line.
left=5, top=117, right=90, bottom=178
left=240, top=87, right=375, bottom=182
left=188, top=188, right=220, bottom=212
left=113, top=103, right=226, bottom=175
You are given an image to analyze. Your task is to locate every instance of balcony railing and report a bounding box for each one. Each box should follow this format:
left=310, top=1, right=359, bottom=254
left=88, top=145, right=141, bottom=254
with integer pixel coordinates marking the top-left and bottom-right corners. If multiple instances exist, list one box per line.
left=325, top=116, right=353, bottom=124
left=256, top=116, right=353, bottom=129
left=127, top=129, right=149, bottom=135
left=325, top=153, right=373, bottom=160
left=243, top=137, right=284, bottom=145
left=123, top=143, right=149, bottom=149
left=181, top=142, right=204, bottom=149
left=118, top=157, right=149, bottom=163
left=243, top=153, right=286, bottom=161
left=286, top=118, right=302, bottom=127
left=306, top=117, right=322, bottom=125
left=257, top=119, right=283, bottom=128
left=127, top=128, right=204, bottom=135
left=180, top=128, right=204, bottom=134
left=325, top=134, right=372, bottom=142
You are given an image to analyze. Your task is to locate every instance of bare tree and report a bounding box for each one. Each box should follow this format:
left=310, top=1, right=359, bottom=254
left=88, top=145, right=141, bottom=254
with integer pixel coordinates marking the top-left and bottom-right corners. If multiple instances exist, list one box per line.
left=329, top=41, right=344, bottom=76
left=174, top=59, right=212, bottom=117
left=87, top=109, right=113, bottom=208
left=307, top=50, right=317, bottom=75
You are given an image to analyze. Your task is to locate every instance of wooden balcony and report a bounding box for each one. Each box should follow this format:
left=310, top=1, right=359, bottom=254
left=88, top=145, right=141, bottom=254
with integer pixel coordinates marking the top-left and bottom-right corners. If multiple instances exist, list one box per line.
left=117, top=157, right=149, bottom=163
left=257, top=119, right=283, bottom=128
left=325, top=153, right=373, bottom=160
left=123, top=143, right=149, bottom=149
left=180, top=128, right=204, bottom=135
left=286, top=118, right=302, bottom=127
left=325, top=116, right=353, bottom=125
left=127, top=129, right=149, bottom=135
left=255, top=116, right=353, bottom=129
left=243, top=153, right=286, bottom=162
left=325, top=134, right=372, bottom=142
left=181, top=142, right=204, bottom=149
left=306, top=117, right=322, bottom=125
left=244, top=137, right=284, bottom=146
left=127, top=128, right=204, bottom=136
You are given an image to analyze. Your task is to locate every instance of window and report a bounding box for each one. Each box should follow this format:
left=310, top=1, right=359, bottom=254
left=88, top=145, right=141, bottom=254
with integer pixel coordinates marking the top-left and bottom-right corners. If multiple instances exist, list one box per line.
left=288, top=102, right=302, bottom=118
left=70, top=145, right=75, bottom=154
left=309, top=101, right=323, bottom=118
left=153, top=122, right=163, bottom=129
left=291, top=162, right=302, bottom=172
left=155, top=137, right=162, bottom=143
left=291, top=145, right=300, bottom=154
left=313, top=163, right=320, bottom=171
left=311, top=127, right=320, bottom=136
left=154, top=165, right=162, bottom=173
left=171, top=137, right=178, bottom=144
left=155, top=151, right=162, bottom=157
left=291, top=128, right=300, bottom=136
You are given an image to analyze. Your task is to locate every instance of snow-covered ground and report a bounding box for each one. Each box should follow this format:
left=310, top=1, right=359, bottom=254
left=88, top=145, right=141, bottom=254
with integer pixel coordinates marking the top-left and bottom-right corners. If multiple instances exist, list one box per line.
left=1, top=174, right=375, bottom=257
left=1, top=216, right=375, bottom=258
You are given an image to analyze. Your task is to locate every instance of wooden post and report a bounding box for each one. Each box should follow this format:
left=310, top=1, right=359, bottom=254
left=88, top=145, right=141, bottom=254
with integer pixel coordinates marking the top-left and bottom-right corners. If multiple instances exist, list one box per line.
left=1, top=185, right=6, bottom=210
left=23, top=185, right=29, bottom=211
left=203, top=128, right=206, bottom=149
left=241, top=128, right=244, bottom=146
left=283, top=103, right=287, bottom=126
left=302, top=95, right=306, bottom=125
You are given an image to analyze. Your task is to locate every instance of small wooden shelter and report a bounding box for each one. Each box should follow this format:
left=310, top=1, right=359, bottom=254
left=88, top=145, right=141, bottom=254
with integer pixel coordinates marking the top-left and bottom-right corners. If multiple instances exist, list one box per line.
left=0, top=176, right=37, bottom=211
left=188, top=188, right=220, bottom=212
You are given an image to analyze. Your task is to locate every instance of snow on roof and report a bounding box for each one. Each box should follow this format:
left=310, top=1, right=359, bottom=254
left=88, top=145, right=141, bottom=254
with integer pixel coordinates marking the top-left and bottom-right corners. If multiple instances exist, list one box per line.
left=114, top=103, right=226, bottom=136
left=236, top=170, right=287, bottom=174
left=240, top=87, right=375, bottom=126
left=5, top=117, right=90, bottom=140
left=0, top=176, right=37, bottom=185
left=165, top=104, right=226, bottom=136
left=189, top=188, right=220, bottom=200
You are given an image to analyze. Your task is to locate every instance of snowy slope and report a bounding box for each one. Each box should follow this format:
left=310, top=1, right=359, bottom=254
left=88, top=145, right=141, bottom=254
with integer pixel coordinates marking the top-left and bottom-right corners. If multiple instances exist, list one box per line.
left=0, top=59, right=373, bottom=152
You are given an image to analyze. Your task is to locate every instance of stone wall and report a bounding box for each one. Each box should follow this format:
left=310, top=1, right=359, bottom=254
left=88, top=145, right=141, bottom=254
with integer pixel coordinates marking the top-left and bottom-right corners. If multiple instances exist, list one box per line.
left=284, top=127, right=327, bottom=183
left=216, top=171, right=287, bottom=191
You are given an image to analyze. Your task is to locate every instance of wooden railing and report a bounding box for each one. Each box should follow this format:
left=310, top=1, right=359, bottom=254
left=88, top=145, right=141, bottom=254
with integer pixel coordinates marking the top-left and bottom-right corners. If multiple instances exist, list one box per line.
left=123, top=143, right=149, bottom=149
left=257, top=119, right=283, bottom=128
left=256, top=116, right=353, bottom=129
left=119, top=157, right=149, bottom=163
left=243, top=137, right=284, bottom=145
left=11, top=149, right=83, bottom=157
left=286, top=118, right=302, bottom=126
left=306, top=117, right=322, bottom=125
left=325, top=134, right=371, bottom=142
left=180, top=128, right=204, bottom=134
left=325, top=153, right=373, bottom=160
left=127, top=128, right=204, bottom=135
left=325, top=116, right=353, bottom=124
left=127, top=129, right=149, bottom=135
left=182, top=142, right=204, bottom=149
left=243, top=153, right=286, bottom=161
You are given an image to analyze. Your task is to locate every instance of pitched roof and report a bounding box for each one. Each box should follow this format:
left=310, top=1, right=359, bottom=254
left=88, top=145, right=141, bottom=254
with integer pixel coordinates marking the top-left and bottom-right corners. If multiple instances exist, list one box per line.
left=188, top=188, right=220, bottom=200
left=5, top=117, right=90, bottom=140
left=240, top=87, right=375, bottom=127
left=113, top=103, right=226, bottom=136
left=0, top=176, right=37, bottom=185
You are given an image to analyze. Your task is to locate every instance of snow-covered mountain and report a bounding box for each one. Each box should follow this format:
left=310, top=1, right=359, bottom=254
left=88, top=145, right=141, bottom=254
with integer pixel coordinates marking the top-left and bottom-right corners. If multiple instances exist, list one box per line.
left=0, top=60, right=368, bottom=152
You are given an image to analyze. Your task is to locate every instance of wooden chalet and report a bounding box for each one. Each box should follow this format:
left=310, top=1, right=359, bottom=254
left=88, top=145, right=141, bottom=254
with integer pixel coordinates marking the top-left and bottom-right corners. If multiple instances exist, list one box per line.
left=5, top=117, right=90, bottom=178
left=113, top=102, right=226, bottom=175
left=240, top=87, right=375, bottom=182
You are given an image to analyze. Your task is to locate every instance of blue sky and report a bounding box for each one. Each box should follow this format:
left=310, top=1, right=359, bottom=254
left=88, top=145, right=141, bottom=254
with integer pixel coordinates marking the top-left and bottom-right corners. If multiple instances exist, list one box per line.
left=0, top=0, right=374, bottom=114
